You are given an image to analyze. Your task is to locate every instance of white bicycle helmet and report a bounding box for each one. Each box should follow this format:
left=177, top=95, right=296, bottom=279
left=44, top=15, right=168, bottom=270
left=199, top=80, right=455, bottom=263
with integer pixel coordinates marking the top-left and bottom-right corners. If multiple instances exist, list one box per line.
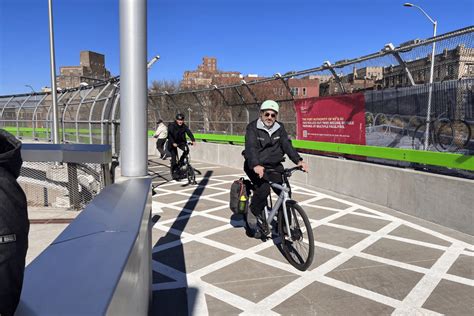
left=260, top=100, right=279, bottom=113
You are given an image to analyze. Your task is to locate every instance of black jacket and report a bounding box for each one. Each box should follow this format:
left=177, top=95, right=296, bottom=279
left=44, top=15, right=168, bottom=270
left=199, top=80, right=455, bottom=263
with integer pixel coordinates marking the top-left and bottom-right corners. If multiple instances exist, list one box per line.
left=167, top=121, right=195, bottom=147
left=0, top=129, right=29, bottom=315
left=244, top=119, right=301, bottom=169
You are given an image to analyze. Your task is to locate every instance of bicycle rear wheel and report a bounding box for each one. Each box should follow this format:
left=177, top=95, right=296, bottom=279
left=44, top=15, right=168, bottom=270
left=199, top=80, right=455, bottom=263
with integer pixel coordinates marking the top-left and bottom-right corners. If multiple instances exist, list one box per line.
left=434, top=119, right=454, bottom=151
left=451, top=120, right=471, bottom=151
left=278, top=201, right=314, bottom=271
left=412, top=123, right=434, bottom=150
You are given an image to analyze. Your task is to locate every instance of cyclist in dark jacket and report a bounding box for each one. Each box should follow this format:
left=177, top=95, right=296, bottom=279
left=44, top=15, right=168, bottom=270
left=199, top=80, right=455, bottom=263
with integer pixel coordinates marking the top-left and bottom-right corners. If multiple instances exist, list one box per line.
left=244, top=100, right=308, bottom=238
left=168, top=113, right=196, bottom=178
left=0, top=129, right=29, bottom=316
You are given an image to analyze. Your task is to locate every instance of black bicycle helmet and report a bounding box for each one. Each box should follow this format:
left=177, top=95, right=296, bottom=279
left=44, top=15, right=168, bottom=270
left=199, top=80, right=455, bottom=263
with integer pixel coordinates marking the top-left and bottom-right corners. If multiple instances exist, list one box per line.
left=176, top=113, right=185, bottom=120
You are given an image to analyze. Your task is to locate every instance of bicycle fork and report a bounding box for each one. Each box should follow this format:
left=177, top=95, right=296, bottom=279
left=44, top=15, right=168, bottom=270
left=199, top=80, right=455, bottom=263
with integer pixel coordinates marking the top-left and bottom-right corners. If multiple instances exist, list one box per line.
left=266, top=183, right=293, bottom=240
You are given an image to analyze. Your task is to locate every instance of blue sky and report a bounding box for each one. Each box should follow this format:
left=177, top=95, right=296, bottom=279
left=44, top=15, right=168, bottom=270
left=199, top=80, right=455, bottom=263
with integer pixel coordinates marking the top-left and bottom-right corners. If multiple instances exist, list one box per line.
left=0, top=0, right=473, bottom=96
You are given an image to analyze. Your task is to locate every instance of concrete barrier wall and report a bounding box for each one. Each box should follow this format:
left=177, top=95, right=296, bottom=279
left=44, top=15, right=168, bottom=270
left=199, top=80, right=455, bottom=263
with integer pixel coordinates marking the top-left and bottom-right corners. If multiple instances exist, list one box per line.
left=188, top=141, right=474, bottom=235
left=17, top=178, right=152, bottom=316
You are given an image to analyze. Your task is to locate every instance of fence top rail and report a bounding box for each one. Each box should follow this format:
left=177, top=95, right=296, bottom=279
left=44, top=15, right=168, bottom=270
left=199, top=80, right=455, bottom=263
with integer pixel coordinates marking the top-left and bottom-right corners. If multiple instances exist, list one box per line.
left=1, top=26, right=472, bottom=100
left=193, top=133, right=474, bottom=171
left=21, top=143, right=112, bottom=164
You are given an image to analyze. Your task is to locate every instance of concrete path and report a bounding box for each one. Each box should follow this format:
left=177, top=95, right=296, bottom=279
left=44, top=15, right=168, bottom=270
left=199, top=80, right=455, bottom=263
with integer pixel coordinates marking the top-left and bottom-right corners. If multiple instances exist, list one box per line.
left=26, top=207, right=79, bottom=265
left=149, top=156, right=473, bottom=316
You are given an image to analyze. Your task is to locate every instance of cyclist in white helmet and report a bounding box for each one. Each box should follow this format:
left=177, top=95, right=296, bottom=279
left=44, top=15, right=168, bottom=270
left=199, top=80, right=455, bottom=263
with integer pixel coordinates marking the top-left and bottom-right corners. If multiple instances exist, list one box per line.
left=243, top=100, right=308, bottom=238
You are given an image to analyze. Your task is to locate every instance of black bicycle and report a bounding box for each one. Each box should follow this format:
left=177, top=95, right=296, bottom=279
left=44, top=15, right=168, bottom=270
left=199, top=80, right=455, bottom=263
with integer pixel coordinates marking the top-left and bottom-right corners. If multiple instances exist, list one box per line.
left=246, top=166, right=315, bottom=271
left=171, top=141, right=198, bottom=185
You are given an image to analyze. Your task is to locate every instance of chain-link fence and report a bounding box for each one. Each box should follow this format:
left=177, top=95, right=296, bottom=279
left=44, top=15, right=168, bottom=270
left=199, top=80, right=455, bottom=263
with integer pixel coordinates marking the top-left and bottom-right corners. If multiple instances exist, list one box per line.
left=18, top=161, right=107, bottom=210
left=1, top=26, right=473, bottom=157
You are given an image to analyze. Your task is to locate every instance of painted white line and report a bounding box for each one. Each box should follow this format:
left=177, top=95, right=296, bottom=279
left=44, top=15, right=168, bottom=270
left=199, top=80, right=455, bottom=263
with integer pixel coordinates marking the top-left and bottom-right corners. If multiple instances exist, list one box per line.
left=393, top=244, right=467, bottom=314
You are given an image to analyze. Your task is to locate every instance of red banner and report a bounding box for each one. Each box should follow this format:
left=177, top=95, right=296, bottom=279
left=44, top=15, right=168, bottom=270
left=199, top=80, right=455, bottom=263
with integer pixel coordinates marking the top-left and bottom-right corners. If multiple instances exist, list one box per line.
left=295, top=93, right=366, bottom=144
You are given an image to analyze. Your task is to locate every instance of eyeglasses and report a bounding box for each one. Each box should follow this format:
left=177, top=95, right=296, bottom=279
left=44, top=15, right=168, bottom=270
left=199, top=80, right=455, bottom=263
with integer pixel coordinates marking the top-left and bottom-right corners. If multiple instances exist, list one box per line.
left=264, top=112, right=277, bottom=118
left=176, top=119, right=184, bottom=121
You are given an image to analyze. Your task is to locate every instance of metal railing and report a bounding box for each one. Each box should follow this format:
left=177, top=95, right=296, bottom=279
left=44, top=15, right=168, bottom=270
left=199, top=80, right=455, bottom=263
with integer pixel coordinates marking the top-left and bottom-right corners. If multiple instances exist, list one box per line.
left=1, top=26, right=472, bottom=163
left=19, top=143, right=112, bottom=210
left=16, top=178, right=152, bottom=315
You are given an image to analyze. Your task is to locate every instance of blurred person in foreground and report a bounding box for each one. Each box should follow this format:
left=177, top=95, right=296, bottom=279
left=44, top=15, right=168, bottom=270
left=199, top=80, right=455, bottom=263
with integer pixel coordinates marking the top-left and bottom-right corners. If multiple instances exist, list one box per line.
left=0, top=129, right=29, bottom=316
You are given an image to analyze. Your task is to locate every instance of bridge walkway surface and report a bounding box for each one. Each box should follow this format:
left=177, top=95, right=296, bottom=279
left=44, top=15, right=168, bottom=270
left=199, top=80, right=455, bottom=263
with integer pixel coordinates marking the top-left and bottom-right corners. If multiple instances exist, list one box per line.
left=148, top=155, right=473, bottom=315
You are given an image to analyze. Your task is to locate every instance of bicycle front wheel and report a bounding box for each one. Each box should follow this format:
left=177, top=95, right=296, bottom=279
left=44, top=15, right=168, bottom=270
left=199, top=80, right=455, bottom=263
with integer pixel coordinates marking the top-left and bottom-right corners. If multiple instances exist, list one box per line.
left=278, top=201, right=314, bottom=271
left=187, top=165, right=196, bottom=185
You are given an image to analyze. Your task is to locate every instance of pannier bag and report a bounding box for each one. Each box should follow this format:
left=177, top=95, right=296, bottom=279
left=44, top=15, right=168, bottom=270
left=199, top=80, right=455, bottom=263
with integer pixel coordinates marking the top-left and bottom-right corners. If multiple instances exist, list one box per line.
left=229, top=177, right=250, bottom=214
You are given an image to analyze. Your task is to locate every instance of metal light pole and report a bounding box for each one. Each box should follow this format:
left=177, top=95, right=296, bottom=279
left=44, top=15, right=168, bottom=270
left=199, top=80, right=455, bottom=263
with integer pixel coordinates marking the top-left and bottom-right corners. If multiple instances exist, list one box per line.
left=187, top=107, right=192, bottom=130
left=404, top=3, right=437, bottom=150
left=25, top=84, right=35, bottom=93
left=47, top=0, right=60, bottom=144
left=119, top=0, right=148, bottom=177
left=25, top=85, right=37, bottom=101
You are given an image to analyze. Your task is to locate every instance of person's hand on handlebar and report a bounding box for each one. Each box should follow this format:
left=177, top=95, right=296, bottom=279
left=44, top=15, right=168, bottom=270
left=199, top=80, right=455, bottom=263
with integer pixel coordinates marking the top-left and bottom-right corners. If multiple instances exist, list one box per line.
left=297, top=160, right=309, bottom=172
left=253, top=165, right=265, bottom=178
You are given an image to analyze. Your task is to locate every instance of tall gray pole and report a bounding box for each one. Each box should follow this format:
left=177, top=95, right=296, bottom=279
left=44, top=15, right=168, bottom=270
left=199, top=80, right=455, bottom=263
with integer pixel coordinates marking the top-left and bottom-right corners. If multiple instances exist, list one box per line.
left=119, top=0, right=148, bottom=177
left=424, top=21, right=437, bottom=150
left=48, top=0, right=60, bottom=144
left=404, top=3, right=437, bottom=150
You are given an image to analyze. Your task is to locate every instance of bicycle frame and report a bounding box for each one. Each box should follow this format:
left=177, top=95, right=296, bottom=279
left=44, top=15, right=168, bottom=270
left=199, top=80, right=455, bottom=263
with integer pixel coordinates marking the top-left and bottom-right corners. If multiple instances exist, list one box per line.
left=265, top=181, right=293, bottom=240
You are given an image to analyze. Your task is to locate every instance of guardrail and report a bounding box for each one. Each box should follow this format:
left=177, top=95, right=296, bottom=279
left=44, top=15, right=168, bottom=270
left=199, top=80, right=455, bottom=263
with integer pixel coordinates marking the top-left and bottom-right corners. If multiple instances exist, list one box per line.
left=16, top=177, right=153, bottom=316
left=19, top=143, right=113, bottom=210
left=193, top=133, right=474, bottom=171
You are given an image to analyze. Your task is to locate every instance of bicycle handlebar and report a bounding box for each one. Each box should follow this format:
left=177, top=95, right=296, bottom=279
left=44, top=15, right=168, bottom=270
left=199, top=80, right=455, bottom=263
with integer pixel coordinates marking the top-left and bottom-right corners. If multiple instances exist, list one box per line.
left=285, top=166, right=304, bottom=177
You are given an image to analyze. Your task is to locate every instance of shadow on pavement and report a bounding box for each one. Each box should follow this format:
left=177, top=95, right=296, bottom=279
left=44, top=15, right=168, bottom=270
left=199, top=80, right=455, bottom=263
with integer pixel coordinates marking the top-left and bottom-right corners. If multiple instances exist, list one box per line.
left=150, top=171, right=213, bottom=315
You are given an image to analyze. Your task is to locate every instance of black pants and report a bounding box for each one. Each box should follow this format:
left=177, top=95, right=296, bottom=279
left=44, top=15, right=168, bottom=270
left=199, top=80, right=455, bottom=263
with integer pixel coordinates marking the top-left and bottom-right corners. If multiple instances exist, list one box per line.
left=156, top=138, right=167, bottom=157
left=169, top=143, right=189, bottom=173
left=244, top=161, right=283, bottom=217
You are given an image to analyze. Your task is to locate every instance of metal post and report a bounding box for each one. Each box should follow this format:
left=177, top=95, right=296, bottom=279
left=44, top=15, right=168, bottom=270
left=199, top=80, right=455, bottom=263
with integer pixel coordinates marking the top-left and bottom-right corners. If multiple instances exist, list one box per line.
left=47, top=0, right=60, bottom=144
left=404, top=3, right=437, bottom=150
left=119, top=0, right=148, bottom=176
left=188, top=107, right=192, bottom=130
left=424, top=21, right=437, bottom=150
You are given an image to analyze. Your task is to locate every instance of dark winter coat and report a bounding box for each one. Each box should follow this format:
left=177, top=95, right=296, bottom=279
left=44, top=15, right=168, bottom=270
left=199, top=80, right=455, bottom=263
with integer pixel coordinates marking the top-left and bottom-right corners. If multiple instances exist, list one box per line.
left=0, top=129, right=29, bottom=316
left=244, top=119, right=302, bottom=169
left=167, top=121, right=195, bottom=148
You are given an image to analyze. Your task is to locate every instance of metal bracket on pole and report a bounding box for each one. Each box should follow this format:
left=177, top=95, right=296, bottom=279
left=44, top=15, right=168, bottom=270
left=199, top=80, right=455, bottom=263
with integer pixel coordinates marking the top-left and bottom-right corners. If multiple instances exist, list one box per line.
left=233, top=86, right=247, bottom=106
left=274, top=73, right=294, bottom=99
left=323, top=61, right=346, bottom=94
left=241, top=80, right=259, bottom=104
left=192, top=92, right=204, bottom=108
left=383, top=43, right=416, bottom=86
left=213, top=85, right=233, bottom=134
left=212, top=85, right=229, bottom=106
left=163, top=91, right=178, bottom=111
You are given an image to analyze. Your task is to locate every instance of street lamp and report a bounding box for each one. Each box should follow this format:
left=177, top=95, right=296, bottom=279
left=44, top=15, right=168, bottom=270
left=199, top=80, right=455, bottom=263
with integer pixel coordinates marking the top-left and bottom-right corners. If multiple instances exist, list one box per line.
left=25, top=84, right=37, bottom=101
left=147, top=55, right=160, bottom=70
left=187, top=107, right=192, bottom=129
left=404, top=2, right=437, bottom=150
left=25, top=84, right=36, bottom=93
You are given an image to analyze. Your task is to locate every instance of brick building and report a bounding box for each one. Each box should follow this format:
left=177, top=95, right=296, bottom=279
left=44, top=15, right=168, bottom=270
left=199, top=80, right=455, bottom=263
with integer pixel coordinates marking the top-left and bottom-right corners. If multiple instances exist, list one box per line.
left=181, top=57, right=319, bottom=99
left=180, top=57, right=240, bottom=89
left=382, top=44, right=474, bottom=88
left=57, top=51, right=111, bottom=89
